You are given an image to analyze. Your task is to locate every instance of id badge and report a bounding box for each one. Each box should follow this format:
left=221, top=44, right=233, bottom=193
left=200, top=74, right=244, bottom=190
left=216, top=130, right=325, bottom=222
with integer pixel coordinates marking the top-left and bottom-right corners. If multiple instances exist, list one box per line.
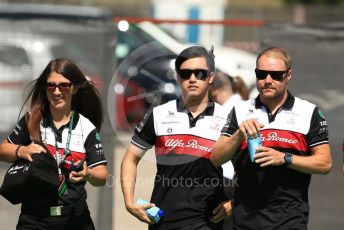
left=50, top=206, right=62, bottom=216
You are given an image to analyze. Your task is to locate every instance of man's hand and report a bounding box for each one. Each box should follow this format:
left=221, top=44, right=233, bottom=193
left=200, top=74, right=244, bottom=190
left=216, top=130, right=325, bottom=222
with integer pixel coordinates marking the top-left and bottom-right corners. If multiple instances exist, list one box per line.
left=254, top=146, right=285, bottom=167
left=239, top=118, right=264, bottom=140
left=126, top=202, right=156, bottom=224
left=210, top=200, right=232, bottom=223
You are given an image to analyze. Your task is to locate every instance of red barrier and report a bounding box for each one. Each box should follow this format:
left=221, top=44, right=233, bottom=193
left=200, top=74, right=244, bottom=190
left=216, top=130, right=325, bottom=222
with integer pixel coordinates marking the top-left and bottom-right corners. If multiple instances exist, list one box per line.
left=113, top=16, right=265, bottom=27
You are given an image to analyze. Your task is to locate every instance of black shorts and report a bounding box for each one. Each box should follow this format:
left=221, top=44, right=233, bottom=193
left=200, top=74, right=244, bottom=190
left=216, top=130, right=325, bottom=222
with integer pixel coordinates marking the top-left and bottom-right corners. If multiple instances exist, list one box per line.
left=149, top=219, right=223, bottom=230
left=16, top=208, right=95, bottom=230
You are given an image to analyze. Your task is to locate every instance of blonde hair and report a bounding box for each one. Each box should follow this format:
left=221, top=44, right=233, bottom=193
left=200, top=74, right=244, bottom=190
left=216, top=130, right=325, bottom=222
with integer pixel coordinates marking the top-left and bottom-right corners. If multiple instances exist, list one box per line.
left=256, top=47, right=291, bottom=70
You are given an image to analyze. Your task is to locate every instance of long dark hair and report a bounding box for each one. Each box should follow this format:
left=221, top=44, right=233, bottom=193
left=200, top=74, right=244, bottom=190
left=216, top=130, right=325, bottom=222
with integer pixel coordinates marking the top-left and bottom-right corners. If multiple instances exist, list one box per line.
left=22, top=58, right=103, bottom=141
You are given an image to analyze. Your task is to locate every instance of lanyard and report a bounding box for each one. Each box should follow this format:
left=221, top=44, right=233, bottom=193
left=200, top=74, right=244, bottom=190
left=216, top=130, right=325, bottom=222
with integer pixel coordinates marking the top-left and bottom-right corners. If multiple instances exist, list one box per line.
left=54, top=111, right=74, bottom=167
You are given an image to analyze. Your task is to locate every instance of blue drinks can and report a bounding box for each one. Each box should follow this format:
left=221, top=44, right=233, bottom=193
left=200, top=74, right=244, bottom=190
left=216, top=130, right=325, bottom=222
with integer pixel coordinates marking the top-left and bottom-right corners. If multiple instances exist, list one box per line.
left=247, top=133, right=262, bottom=162
left=136, top=198, right=165, bottom=223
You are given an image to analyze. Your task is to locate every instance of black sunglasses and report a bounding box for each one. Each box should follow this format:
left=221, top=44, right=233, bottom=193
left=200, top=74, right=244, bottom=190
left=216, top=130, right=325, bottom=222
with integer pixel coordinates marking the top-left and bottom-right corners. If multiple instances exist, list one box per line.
left=46, top=82, right=73, bottom=93
left=178, top=69, right=211, bottom=81
left=255, top=68, right=290, bottom=81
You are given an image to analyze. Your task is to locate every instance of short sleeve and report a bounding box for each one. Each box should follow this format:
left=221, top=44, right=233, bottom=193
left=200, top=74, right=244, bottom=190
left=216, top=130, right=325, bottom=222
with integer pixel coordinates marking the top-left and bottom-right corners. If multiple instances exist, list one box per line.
left=221, top=109, right=239, bottom=137
left=84, top=129, right=107, bottom=168
left=7, top=114, right=31, bottom=145
left=306, top=107, right=329, bottom=148
left=131, top=108, right=156, bottom=149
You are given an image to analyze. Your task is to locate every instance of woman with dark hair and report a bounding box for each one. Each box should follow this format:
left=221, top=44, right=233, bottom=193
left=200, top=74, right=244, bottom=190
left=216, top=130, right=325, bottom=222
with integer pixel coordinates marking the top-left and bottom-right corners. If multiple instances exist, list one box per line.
left=0, top=58, right=108, bottom=229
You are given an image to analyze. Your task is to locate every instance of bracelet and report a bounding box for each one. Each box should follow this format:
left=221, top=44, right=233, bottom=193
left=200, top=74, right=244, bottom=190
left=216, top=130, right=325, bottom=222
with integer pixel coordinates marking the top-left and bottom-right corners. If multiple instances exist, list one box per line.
left=15, top=145, right=22, bottom=159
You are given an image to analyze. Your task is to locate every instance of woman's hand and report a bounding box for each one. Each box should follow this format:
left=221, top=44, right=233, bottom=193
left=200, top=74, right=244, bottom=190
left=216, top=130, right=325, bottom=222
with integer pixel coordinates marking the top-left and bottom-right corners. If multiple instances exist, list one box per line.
left=69, top=161, right=90, bottom=183
left=17, top=143, right=47, bottom=162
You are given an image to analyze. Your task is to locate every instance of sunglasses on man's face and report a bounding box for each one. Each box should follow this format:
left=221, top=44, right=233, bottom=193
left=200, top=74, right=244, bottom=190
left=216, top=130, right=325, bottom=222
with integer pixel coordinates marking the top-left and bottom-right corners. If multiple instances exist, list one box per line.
left=46, top=82, right=73, bottom=94
left=178, top=69, right=211, bottom=81
left=255, top=68, right=290, bottom=81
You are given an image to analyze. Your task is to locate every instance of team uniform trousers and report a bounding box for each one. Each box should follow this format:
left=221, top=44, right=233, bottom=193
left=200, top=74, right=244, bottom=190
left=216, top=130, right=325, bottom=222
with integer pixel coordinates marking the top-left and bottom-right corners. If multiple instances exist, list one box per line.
left=17, top=208, right=95, bottom=230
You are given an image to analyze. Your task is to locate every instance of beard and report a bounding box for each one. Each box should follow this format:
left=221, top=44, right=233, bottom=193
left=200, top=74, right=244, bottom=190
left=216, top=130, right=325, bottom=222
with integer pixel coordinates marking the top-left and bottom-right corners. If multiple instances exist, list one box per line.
left=259, top=86, right=286, bottom=103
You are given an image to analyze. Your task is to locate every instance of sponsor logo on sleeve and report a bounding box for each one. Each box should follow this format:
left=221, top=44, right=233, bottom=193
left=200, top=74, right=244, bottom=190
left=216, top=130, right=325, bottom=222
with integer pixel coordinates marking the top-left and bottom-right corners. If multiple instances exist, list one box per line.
left=96, top=132, right=101, bottom=141
left=318, top=109, right=325, bottom=119
left=13, top=124, right=22, bottom=135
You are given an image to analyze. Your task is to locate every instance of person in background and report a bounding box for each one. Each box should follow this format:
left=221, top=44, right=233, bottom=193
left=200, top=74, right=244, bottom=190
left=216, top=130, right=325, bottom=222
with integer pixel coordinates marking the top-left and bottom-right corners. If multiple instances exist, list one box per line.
left=121, top=45, right=231, bottom=230
left=0, top=58, right=108, bottom=230
left=210, top=71, right=249, bottom=181
left=211, top=47, right=332, bottom=229
left=210, top=71, right=249, bottom=107
left=209, top=71, right=250, bottom=229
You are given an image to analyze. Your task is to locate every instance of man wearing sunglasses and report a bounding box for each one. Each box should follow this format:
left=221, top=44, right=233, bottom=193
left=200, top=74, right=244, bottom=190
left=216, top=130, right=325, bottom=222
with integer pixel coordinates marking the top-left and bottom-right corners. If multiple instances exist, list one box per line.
left=211, top=47, right=332, bottom=229
left=121, top=45, right=231, bottom=230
